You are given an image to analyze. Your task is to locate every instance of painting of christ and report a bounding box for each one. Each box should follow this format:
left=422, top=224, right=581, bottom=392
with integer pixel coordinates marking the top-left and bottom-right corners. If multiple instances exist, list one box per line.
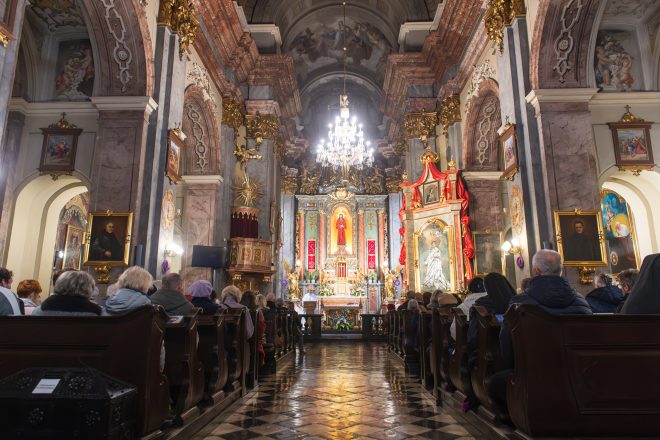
left=336, top=213, right=347, bottom=246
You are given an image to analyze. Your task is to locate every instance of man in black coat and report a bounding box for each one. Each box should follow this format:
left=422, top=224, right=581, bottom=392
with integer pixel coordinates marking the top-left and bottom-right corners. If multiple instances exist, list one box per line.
left=90, top=222, right=124, bottom=260
left=489, top=249, right=592, bottom=414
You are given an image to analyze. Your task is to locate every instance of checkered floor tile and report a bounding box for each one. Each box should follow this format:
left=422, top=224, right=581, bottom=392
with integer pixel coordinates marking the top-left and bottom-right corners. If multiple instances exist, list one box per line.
left=192, top=343, right=479, bottom=439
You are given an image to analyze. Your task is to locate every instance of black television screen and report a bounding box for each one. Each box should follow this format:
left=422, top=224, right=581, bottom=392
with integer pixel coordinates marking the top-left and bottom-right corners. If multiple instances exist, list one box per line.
left=191, top=245, right=225, bottom=268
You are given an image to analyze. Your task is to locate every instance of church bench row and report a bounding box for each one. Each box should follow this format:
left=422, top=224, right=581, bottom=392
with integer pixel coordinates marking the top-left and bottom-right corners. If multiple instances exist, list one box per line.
left=0, top=306, right=298, bottom=438
left=387, top=305, right=660, bottom=437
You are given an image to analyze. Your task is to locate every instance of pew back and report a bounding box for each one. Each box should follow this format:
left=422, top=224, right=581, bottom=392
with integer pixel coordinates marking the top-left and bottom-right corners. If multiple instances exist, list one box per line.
left=470, top=306, right=506, bottom=415
left=196, top=310, right=228, bottom=401
left=449, top=308, right=472, bottom=395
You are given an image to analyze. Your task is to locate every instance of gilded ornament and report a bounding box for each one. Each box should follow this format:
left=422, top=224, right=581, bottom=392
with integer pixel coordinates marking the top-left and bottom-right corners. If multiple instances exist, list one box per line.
left=48, top=113, right=78, bottom=129
left=222, top=98, right=243, bottom=129
left=281, top=175, right=298, bottom=194
left=246, top=113, right=280, bottom=146
left=385, top=178, right=401, bottom=193
left=509, top=184, right=524, bottom=235
left=439, top=94, right=461, bottom=137
left=158, top=0, right=199, bottom=59
left=619, top=105, right=644, bottom=123
left=274, top=136, right=286, bottom=163
left=403, top=111, right=438, bottom=147
left=484, top=0, right=526, bottom=54
left=420, top=150, right=439, bottom=164
left=232, top=174, right=264, bottom=207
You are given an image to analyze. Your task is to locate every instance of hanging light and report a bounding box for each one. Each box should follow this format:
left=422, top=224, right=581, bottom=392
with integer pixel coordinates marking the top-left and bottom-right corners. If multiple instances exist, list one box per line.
left=316, top=1, right=374, bottom=178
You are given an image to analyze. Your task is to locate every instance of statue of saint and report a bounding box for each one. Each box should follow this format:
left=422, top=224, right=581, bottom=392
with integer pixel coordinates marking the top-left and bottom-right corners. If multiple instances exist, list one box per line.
left=423, top=240, right=450, bottom=290
left=336, top=213, right=347, bottom=246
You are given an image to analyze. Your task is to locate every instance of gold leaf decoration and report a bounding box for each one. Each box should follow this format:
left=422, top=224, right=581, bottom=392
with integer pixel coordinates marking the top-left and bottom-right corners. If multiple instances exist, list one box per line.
left=232, top=174, right=264, bottom=207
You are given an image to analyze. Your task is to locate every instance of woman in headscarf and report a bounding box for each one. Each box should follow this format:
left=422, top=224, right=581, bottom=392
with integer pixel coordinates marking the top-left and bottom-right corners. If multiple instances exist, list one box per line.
left=621, top=253, right=660, bottom=314
left=189, top=280, right=224, bottom=315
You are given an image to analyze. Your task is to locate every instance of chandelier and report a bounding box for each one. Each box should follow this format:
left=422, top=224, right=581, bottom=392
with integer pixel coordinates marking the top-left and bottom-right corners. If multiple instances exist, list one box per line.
left=316, top=2, right=373, bottom=178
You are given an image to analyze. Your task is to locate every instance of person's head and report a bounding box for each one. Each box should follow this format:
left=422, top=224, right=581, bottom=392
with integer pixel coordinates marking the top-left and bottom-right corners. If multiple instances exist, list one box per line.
left=0, top=267, right=13, bottom=288
left=189, top=280, right=213, bottom=299
left=105, top=222, right=115, bottom=234
left=52, top=268, right=75, bottom=286
left=53, top=270, right=96, bottom=298
left=161, top=272, right=183, bottom=292
left=106, top=282, right=120, bottom=297
left=532, top=249, right=563, bottom=277
left=116, top=266, right=153, bottom=293
left=256, top=294, right=267, bottom=309
left=275, top=298, right=285, bottom=308
left=430, top=289, right=443, bottom=305
left=408, top=299, right=419, bottom=311
left=422, top=291, right=432, bottom=306
left=468, top=277, right=485, bottom=294
left=617, top=269, right=639, bottom=295
left=339, top=213, right=343, bottom=219
left=241, top=290, right=257, bottom=309
left=484, top=272, right=516, bottom=314
left=266, top=293, right=276, bottom=303
left=573, top=220, right=584, bottom=234
left=594, top=272, right=613, bottom=288
left=17, top=280, right=42, bottom=304
left=519, top=277, right=532, bottom=293
left=221, top=285, right=242, bottom=303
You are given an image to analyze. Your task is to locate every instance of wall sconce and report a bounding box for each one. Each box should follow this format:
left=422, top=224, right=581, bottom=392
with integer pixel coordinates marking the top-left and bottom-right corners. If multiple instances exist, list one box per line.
left=501, top=238, right=525, bottom=269
left=164, top=241, right=184, bottom=258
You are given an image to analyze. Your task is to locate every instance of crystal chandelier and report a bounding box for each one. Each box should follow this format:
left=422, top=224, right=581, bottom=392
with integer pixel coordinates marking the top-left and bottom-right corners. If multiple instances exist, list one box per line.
left=316, top=2, right=373, bottom=178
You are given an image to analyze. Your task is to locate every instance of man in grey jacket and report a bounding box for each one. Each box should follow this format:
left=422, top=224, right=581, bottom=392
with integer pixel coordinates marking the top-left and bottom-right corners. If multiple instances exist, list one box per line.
left=0, top=267, right=23, bottom=315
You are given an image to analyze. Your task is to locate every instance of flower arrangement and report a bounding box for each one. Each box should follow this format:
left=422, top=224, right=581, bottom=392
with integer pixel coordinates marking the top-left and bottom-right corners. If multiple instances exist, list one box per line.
left=350, top=285, right=366, bottom=296
left=332, top=311, right=353, bottom=332
left=318, top=282, right=334, bottom=297
left=367, top=270, right=377, bottom=281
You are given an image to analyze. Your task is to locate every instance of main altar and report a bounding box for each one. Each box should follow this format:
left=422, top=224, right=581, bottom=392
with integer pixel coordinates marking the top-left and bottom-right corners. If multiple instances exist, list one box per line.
left=291, top=186, right=388, bottom=330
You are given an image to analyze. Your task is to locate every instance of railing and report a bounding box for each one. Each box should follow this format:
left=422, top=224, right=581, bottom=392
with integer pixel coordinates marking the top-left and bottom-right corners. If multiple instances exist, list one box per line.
left=361, top=314, right=387, bottom=340
left=299, top=314, right=323, bottom=341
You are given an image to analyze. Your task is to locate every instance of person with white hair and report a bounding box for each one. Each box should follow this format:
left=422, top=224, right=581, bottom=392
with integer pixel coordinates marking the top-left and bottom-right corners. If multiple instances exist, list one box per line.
left=490, top=249, right=592, bottom=414
left=32, top=271, right=102, bottom=316
left=104, top=266, right=153, bottom=315
left=221, top=285, right=254, bottom=339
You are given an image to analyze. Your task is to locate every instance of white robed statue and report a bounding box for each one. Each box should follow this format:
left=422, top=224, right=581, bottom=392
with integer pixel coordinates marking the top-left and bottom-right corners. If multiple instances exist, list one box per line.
left=423, top=242, right=450, bottom=290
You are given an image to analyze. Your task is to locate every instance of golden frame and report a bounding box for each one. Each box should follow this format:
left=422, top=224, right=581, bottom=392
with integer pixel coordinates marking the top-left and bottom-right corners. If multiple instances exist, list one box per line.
left=607, top=120, right=654, bottom=174
left=326, top=202, right=357, bottom=257
left=600, top=189, right=640, bottom=275
left=62, top=225, right=84, bottom=270
left=166, top=128, right=184, bottom=184
left=554, top=209, right=607, bottom=267
left=472, top=230, right=505, bottom=276
left=83, top=211, right=133, bottom=267
left=413, top=218, right=456, bottom=293
left=500, top=122, right=519, bottom=180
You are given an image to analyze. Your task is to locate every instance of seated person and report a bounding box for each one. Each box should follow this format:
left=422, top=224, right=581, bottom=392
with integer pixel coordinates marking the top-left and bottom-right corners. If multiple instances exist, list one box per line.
left=403, top=299, right=421, bottom=350
left=242, top=291, right=267, bottom=362
left=450, top=277, right=487, bottom=339
left=620, top=254, right=660, bottom=314
left=586, top=272, right=624, bottom=313
left=0, top=267, right=22, bottom=316
left=17, top=279, right=42, bottom=315
left=32, top=271, right=102, bottom=316
left=104, top=266, right=153, bottom=315
left=190, top=280, right=223, bottom=315
left=490, top=250, right=591, bottom=413
left=150, top=273, right=194, bottom=316
left=221, top=285, right=254, bottom=339
left=616, top=268, right=639, bottom=312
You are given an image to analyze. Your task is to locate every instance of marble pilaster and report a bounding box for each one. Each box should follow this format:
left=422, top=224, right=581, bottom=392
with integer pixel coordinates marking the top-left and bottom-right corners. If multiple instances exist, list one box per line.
left=318, top=210, right=325, bottom=274
left=278, top=193, right=295, bottom=298
left=0, top=111, right=25, bottom=263
left=217, top=123, right=238, bottom=288
left=388, top=194, right=402, bottom=275
left=377, top=210, right=385, bottom=273
left=358, top=210, right=365, bottom=273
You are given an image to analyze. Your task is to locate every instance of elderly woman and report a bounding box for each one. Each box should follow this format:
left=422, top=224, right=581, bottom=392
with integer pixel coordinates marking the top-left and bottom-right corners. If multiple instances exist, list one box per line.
left=190, top=280, right=223, bottom=315
left=17, top=279, right=42, bottom=315
left=32, top=271, right=102, bottom=316
left=104, top=266, right=153, bottom=315
left=221, top=285, right=254, bottom=339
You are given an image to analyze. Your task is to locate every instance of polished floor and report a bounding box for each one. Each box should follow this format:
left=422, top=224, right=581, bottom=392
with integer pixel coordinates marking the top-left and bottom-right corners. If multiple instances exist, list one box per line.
left=192, top=343, right=482, bottom=440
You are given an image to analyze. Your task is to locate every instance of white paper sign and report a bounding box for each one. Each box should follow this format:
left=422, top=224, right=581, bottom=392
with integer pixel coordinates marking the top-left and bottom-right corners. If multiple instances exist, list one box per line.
left=32, top=378, right=60, bottom=394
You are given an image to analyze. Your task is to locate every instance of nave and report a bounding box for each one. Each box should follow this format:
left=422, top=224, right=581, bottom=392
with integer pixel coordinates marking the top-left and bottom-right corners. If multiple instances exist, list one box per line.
left=192, top=343, right=478, bottom=440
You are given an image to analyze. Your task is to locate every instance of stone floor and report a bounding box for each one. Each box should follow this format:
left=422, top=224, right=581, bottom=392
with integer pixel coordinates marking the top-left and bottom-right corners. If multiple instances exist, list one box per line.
left=192, top=342, right=483, bottom=440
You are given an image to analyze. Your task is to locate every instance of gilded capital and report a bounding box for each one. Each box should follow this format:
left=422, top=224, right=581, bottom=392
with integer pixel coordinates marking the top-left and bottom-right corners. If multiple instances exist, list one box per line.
left=159, top=0, right=199, bottom=59
left=281, top=175, right=298, bottom=194
left=246, top=112, right=280, bottom=146
left=385, top=178, right=402, bottom=194
left=484, top=0, right=526, bottom=53
left=222, top=98, right=244, bottom=129
left=403, top=111, right=438, bottom=147
left=439, top=94, right=461, bottom=137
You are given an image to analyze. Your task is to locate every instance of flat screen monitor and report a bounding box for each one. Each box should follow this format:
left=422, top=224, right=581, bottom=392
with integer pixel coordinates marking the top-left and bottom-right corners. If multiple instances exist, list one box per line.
left=191, top=245, right=225, bottom=268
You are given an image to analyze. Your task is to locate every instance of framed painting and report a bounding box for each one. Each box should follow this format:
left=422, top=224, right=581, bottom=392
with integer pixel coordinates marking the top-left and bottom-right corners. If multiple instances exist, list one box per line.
left=422, top=181, right=440, bottom=205
left=473, top=231, right=505, bottom=276
left=0, top=0, right=18, bottom=47
left=39, top=114, right=82, bottom=176
left=166, top=128, right=184, bottom=184
left=600, top=190, right=639, bottom=274
left=62, top=225, right=84, bottom=270
left=554, top=210, right=607, bottom=267
left=83, top=211, right=133, bottom=266
left=500, top=122, right=518, bottom=180
left=413, top=219, right=455, bottom=292
left=608, top=107, right=654, bottom=173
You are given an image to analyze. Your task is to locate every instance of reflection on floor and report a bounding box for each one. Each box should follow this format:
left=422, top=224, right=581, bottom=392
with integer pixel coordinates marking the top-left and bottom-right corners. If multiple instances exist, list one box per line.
left=193, top=342, right=481, bottom=439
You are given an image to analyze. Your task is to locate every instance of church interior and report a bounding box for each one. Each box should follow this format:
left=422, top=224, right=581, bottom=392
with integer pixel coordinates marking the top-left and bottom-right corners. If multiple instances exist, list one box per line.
left=0, top=0, right=659, bottom=438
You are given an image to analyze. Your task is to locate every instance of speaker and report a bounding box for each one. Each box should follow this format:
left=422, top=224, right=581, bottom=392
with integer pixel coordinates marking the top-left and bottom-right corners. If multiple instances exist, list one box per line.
left=133, top=244, right=144, bottom=267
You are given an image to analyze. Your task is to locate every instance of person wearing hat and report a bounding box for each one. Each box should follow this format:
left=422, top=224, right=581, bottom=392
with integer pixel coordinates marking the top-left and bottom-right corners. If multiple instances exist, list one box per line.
left=189, top=280, right=224, bottom=315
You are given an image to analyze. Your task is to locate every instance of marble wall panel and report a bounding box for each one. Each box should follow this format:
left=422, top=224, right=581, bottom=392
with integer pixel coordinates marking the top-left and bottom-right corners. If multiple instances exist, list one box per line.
left=467, top=180, right=503, bottom=232
left=181, top=184, right=219, bottom=289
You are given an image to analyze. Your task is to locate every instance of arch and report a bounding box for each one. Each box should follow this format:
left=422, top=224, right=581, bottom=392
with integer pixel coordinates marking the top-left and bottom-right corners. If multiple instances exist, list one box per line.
left=5, top=175, right=89, bottom=293
left=182, top=85, right=221, bottom=175
left=79, top=0, right=153, bottom=96
left=530, top=0, right=602, bottom=89
left=463, top=79, right=502, bottom=171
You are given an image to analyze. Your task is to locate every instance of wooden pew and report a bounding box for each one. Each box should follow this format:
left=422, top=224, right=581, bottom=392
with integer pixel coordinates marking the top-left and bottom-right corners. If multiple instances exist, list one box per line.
left=506, top=305, right=660, bottom=437
left=279, top=310, right=289, bottom=355
left=196, top=310, right=228, bottom=404
left=397, top=308, right=405, bottom=356
left=223, top=308, right=247, bottom=394
left=386, top=310, right=396, bottom=351
left=261, top=307, right=277, bottom=374
left=470, top=306, right=507, bottom=418
left=418, top=311, right=434, bottom=389
left=430, top=308, right=453, bottom=400
left=287, top=311, right=296, bottom=352
left=437, top=310, right=455, bottom=391
left=449, top=308, right=473, bottom=396
left=164, top=310, right=205, bottom=425
left=245, top=309, right=260, bottom=390
left=0, top=307, right=170, bottom=437
left=361, top=314, right=386, bottom=340
left=402, top=309, right=420, bottom=374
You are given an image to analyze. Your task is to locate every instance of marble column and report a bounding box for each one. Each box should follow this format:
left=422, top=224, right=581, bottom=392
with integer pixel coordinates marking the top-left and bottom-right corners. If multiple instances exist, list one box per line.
left=217, top=123, right=238, bottom=289
left=318, top=210, right=325, bottom=274
left=278, top=193, right=295, bottom=298
left=377, top=210, right=385, bottom=273
left=388, top=194, right=402, bottom=273
left=358, top=210, right=365, bottom=273
left=0, top=111, right=25, bottom=263
left=405, top=139, right=433, bottom=180
left=446, top=124, right=463, bottom=168
left=181, top=176, right=221, bottom=290
left=297, top=210, right=305, bottom=273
